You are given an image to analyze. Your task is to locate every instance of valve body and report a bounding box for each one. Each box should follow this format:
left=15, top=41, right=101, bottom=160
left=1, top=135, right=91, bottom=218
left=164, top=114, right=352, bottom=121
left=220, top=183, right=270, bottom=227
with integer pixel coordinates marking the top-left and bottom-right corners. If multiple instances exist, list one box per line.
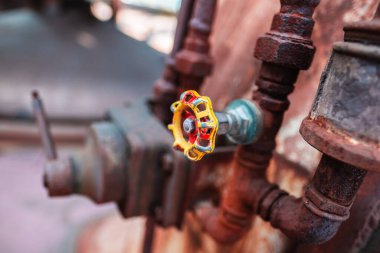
left=44, top=100, right=192, bottom=228
left=169, top=90, right=263, bottom=161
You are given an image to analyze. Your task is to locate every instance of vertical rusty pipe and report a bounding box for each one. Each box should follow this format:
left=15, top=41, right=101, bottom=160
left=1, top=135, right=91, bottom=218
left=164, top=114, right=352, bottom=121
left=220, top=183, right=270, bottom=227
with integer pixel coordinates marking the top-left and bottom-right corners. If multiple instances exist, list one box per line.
left=152, top=0, right=195, bottom=124
left=267, top=5, right=380, bottom=243
left=175, top=0, right=217, bottom=92
left=171, top=0, right=195, bottom=59
left=311, top=156, right=367, bottom=206
left=198, top=0, right=320, bottom=244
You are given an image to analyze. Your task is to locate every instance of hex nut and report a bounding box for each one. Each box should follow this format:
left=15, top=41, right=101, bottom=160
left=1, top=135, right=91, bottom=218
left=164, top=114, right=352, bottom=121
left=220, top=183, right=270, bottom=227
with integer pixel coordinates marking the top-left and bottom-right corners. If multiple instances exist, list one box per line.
left=175, top=50, right=213, bottom=76
left=254, top=35, right=315, bottom=69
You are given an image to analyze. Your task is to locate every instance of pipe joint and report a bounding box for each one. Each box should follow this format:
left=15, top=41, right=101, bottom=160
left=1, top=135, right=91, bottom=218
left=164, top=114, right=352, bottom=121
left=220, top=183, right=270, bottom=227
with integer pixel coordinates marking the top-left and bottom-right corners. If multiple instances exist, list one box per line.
left=303, top=184, right=351, bottom=222
left=270, top=196, right=342, bottom=244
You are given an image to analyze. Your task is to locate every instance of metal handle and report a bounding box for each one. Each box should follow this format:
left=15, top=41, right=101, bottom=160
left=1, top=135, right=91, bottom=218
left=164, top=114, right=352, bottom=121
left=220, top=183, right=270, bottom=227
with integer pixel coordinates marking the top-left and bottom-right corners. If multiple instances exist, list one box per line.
left=32, top=91, right=57, bottom=161
left=32, top=91, right=58, bottom=189
left=168, top=90, right=263, bottom=161
left=168, top=90, right=219, bottom=161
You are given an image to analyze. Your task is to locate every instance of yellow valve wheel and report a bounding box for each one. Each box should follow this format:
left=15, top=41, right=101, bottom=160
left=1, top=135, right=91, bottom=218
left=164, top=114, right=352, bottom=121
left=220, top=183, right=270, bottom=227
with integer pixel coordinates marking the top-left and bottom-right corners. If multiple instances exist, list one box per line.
left=168, top=90, right=218, bottom=161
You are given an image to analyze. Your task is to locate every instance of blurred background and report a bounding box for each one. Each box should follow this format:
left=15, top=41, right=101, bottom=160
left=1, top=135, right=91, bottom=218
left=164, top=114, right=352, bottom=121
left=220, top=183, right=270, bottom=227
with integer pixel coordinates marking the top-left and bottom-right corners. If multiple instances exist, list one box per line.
left=0, top=1, right=180, bottom=252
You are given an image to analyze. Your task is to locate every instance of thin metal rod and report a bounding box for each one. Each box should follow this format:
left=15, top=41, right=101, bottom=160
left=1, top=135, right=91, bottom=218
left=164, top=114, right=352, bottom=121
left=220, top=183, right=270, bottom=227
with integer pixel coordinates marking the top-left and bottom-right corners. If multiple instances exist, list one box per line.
left=142, top=216, right=156, bottom=253
left=32, top=91, right=57, bottom=160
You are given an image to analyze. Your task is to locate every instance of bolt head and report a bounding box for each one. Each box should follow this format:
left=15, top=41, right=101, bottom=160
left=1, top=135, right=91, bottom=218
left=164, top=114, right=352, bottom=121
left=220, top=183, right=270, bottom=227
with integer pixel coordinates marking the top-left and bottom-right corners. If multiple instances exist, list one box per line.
left=254, top=35, right=315, bottom=70
left=183, top=118, right=196, bottom=134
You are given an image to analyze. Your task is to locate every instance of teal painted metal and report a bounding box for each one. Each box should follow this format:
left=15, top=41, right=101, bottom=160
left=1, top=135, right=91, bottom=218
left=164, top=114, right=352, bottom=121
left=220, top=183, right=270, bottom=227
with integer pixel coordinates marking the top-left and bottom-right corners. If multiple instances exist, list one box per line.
left=224, top=99, right=263, bottom=145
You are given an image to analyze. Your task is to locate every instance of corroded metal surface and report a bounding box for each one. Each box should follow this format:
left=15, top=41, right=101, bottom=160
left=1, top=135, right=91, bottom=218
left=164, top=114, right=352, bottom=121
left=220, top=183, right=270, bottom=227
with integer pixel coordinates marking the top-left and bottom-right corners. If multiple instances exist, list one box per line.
left=66, top=1, right=380, bottom=252
left=198, top=0, right=321, bottom=244
left=300, top=118, right=380, bottom=172
left=17, top=1, right=380, bottom=253
left=300, top=36, right=380, bottom=171
left=175, top=0, right=217, bottom=91
left=185, top=2, right=380, bottom=253
left=195, top=0, right=380, bottom=249
left=265, top=155, right=367, bottom=243
left=31, top=2, right=217, bottom=252
left=151, top=0, right=195, bottom=125
left=203, top=0, right=378, bottom=173
left=297, top=171, right=380, bottom=253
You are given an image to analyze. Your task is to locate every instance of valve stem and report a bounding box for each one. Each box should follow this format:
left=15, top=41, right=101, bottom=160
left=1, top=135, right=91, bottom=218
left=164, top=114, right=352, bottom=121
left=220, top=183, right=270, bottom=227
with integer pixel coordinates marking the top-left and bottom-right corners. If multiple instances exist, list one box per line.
left=32, top=91, right=57, bottom=189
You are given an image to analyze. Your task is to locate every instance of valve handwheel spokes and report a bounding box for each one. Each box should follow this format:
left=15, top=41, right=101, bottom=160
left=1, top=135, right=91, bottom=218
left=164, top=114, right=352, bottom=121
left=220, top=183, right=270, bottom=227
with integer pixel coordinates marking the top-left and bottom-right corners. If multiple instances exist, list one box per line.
left=169, top=90, right=263, bottom=161
left=169, top=90, right=219, bottom=161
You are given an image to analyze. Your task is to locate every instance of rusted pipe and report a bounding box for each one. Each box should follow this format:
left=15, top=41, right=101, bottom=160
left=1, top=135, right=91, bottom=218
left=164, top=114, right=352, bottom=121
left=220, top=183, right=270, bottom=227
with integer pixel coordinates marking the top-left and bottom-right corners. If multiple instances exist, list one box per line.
left=198, top=0, right=321, bottom=244
left=152, top=0, right=196, bottom=124
left=199, top=0, right=380, bottom=245
left=259, top=155, right=367, bottom=244
left=152, top=0, right=217, bottom=125
left=171, top=0, right=196, bottom=60
left=199, top=154, right=368, bottom=244
left=175, top=0, right=217, bottom=92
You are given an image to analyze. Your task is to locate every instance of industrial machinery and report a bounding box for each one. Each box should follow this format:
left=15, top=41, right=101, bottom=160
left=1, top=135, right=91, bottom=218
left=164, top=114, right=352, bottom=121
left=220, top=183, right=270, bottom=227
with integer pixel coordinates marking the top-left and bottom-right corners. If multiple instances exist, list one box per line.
left=33, top=93, right=192, bottom=228
left=169, top=90, right=262, bottom=160
left=31, top=0, right=380, bottom=252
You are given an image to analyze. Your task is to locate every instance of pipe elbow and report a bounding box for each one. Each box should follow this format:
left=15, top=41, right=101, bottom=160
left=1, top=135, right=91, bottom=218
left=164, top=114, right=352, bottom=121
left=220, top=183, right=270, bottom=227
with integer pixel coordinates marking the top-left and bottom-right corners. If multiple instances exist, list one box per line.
left=270, top=196, right=342, bottom=244
left=197, top=193, right=345, bottom=245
